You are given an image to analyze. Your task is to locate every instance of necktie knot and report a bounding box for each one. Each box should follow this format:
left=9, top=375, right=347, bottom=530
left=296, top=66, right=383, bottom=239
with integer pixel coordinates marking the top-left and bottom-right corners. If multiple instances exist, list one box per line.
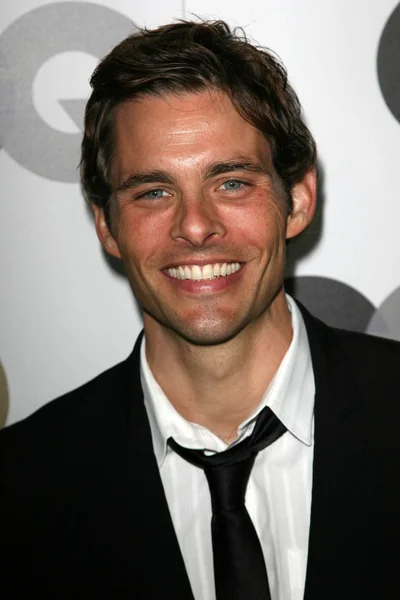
left=168, top=406, right=286, bottom=471
left=204, top=454, right=256, bottom=512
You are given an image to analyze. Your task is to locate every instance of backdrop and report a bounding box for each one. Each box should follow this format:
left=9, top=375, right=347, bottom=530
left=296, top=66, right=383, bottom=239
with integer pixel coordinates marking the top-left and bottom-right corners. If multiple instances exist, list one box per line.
left=1, top=0, right=399, bottom=426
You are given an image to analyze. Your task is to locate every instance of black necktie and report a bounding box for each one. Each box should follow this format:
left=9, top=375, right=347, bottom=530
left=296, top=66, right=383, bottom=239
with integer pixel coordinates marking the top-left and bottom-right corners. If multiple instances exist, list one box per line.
left=168, top=406, right=287, bottom=600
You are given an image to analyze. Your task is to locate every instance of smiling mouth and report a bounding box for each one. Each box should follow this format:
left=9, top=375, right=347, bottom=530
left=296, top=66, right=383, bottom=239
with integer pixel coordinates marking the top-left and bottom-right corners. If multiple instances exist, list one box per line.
left=166, top=262, right=242, bottom=281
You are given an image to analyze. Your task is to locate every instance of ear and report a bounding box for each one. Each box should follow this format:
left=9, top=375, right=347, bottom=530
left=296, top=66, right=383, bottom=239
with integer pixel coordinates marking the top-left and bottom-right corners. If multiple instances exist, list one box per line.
left=286, top=168, right=317, bottom=240
left=92, top=204, right=122, bottom=259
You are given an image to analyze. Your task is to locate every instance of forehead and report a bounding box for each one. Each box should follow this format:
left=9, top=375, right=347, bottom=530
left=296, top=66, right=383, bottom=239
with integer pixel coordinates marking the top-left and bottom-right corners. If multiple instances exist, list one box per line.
left=112, top=90, right=272, bottom=181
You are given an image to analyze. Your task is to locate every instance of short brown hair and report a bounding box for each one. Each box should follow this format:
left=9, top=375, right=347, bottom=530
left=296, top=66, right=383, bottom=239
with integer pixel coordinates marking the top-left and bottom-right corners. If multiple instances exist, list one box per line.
left=80, top=20, right=316, bottom=220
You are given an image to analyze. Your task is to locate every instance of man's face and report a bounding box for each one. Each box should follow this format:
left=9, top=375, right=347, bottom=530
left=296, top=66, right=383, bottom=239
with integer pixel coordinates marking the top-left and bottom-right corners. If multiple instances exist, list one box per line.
left=96, top=89, right=311, bottom=345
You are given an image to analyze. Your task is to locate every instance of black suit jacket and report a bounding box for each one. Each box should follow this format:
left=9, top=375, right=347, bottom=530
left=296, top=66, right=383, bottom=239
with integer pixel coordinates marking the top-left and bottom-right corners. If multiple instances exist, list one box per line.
left=1, top=305, right=400, bottom=599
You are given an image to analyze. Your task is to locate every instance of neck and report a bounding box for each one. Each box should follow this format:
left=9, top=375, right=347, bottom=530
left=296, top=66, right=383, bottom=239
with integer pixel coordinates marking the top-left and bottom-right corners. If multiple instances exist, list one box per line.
left=144, top=291, right=293, bottom=441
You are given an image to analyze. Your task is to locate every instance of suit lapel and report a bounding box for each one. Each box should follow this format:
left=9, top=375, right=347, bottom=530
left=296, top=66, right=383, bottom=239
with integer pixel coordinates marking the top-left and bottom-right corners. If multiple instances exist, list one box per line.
left=299, top=306, right=374, bottom=600
left=115, top=333, right=195, bottom=598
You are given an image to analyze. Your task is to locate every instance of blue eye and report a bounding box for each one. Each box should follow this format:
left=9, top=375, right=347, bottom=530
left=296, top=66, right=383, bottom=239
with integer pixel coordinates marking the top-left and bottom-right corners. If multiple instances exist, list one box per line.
left=220, top=180, right=244, bottom=191
left=141, top=188, right=168, bottom=199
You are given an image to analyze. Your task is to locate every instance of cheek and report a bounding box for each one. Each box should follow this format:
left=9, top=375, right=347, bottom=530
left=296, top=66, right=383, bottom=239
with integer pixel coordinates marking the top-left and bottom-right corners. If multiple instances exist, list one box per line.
left=116, top=208, right=168, bottom=264
left=221, top=197, right=286, bottom=247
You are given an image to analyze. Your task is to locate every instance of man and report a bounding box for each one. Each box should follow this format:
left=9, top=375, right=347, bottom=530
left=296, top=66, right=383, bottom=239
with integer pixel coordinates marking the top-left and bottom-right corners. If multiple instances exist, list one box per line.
left=1, top=20, right=399, bottom=600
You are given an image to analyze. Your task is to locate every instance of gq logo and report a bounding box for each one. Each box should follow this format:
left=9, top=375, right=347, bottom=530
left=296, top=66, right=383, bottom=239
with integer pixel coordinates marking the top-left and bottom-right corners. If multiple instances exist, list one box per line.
left=0, top=2, right=135, bottom=182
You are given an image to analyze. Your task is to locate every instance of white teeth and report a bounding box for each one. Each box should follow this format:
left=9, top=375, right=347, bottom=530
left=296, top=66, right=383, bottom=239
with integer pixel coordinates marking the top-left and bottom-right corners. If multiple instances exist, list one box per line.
left=167, top=262, right=241, bottom=281
left=202, top=264, right=213, bottom=279
left=192, top=265, right=202, bottom=280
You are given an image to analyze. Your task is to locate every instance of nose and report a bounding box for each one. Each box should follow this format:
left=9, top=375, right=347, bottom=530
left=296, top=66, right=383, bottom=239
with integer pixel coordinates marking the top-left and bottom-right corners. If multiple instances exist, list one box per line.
left=170, top=195, right=226, bottom=247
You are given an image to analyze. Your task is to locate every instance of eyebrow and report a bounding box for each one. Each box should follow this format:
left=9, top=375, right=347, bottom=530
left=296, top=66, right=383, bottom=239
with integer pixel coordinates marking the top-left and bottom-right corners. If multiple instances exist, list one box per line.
left=203, top=159, right=271, bottom=179
left=116, top=158, right=270, bottom=196
left=116, top=170, right=175, bottom=195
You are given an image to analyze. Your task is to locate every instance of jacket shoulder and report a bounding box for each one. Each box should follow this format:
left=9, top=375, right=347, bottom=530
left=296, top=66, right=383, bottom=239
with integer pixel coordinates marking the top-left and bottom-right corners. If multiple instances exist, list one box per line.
left=333, top=326, right=400, bottom=366
left=298, top=300, right=400, bottom=404
left=326, top=325, right=400, bottom=399
left=0, top=354, right=134, bottom=457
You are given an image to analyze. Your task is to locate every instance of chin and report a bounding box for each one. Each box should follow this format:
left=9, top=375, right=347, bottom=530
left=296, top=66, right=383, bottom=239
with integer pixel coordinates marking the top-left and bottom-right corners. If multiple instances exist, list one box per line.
left=165, top=317, right=248, bottom=347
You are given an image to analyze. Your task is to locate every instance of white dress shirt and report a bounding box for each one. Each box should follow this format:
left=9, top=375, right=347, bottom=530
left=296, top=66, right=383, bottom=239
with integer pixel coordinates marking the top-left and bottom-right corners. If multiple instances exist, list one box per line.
left=140, top=295, right=315, bottom=600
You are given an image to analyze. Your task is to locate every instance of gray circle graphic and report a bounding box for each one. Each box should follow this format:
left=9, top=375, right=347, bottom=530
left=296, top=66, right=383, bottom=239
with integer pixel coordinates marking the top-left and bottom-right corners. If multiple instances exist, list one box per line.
left=0, top=360, right=9, bottom=428
left=367, top=285, right=400, bottom=342
left=0, top=2, right=135, bottom=182
left=285, top=276, right=379, bottom=333
left=377, top=2, right=400, bottom=125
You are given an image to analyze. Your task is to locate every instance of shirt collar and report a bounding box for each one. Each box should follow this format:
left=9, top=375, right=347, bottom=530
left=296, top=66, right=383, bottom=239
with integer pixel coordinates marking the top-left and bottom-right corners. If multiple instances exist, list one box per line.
left=141, top=294, right=315, bottom=468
